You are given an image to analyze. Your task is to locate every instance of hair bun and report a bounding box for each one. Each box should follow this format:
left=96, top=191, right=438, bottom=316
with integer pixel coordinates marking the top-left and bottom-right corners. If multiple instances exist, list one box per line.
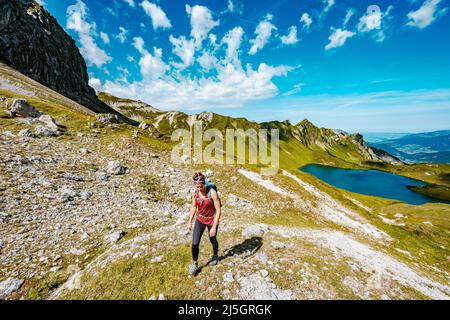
left=193, top=172, right=205, bottom=181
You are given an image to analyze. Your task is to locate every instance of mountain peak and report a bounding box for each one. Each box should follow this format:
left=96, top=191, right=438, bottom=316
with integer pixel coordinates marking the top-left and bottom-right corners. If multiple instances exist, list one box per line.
left=295, top=118, right=315, bottom=128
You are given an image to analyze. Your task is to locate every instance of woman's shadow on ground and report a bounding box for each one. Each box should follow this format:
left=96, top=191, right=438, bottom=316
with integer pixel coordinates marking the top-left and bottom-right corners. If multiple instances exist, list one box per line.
left=196, top=237, right=263, bottom=275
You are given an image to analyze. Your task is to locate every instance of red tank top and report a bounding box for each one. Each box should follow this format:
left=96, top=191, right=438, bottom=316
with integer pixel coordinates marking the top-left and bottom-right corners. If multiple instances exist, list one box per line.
left=195, top=189, right=216, bottom=226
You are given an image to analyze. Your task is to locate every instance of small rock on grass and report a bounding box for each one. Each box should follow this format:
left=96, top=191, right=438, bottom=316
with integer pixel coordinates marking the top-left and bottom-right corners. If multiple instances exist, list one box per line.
left=60, top=187, right=78, bottom=203
left=223, top=271, right=234, bottom=283
left=148, top=293, right=166, bottom=300
left=105, top=161, right=127, bottom=175
left=18, top=129, right=33, bottom=137
left=270, top=241, right=286, bottom=250
left=10, top=99, right=42, bottom=118
left=3, top=131, right=15, bottom=137
left=255, top=252, right=269, bottom=264
left=150, top=256, right=163, bottom=263
left=69, top=248, right=86, bottom=256
left=49, top=266, right=62, bottom=273
left=38, top=114, right=59, bottom=131
left=80, top=190, right=93, bottom=200
left=35, top=125, right=58, bottom=137
left=242, top=224, right=269, bottom=238
left=104, top=230, right=126, bottom=244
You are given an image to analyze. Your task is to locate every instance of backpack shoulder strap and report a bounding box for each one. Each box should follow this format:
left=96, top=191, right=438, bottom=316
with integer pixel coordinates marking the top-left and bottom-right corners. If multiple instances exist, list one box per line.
left=206, top=186, right=213, bottom=201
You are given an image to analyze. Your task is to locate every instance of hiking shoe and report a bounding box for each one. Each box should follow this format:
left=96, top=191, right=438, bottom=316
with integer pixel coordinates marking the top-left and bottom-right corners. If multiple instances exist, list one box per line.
left=188, top=262, right=198, bottom=276
left=209, top=255, right=219, bottom=266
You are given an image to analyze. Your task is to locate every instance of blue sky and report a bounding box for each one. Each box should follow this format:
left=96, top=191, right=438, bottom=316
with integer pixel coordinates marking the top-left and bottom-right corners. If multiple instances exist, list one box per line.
left=41, top=0, right=450, bottom=132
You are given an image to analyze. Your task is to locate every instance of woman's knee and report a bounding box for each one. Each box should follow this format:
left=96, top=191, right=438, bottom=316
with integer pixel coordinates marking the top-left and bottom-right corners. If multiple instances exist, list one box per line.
left=209, top=236, right=217, bottom=243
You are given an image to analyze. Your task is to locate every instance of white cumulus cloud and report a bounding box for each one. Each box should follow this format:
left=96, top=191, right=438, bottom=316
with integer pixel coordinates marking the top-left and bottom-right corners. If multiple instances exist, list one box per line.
left=100, top=32, right=110, bottom=44
left=325, top=28, right=355, bottom=50
left=133, top=37, right=168, bottom=80
left=226, top=0, right=243, bottom=15
left=169, top=35, right=196, bottom=69
left=249, top=14, right=277, bottom=55
left=197, top=51, right=219, bottom=72
left=103, top=61, right=295, bottom=110
left=140, top=0, right=172, bottom=30
left=221, top=26, right=244, bottom=65
left=228, top=0, right=235, bottom=12
left=66, top=0, right=111, bottom=68
left=122, top=0, right=135, bottom=7
left=357, top=5, right=393, bottom=42
left=88, top=77, right=102, bottom=92
left=115, top=26, right=128, bottom=43
left=283, top=82, right=306, bottom=96
left=300, top=13, right=312, bottom=29
left=343, top=8, right=355, bottom=27
left=324, top=0, right=335, bottom=13
left=186, top=4, right=220, bottom=48
left=281, top=26, right=299, bottom=45
left=319, top=0, right=335, bottom=20
left=407, top=0, right=448, bottom=29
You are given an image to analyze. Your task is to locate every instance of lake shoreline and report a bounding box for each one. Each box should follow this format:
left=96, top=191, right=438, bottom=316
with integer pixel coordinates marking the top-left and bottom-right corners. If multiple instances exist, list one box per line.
left=299, top=163, right=450, bottom=205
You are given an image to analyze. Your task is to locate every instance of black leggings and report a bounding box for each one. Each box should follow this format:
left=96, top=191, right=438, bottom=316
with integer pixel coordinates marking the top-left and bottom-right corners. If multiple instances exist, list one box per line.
left=192, top=219, right=219, bottom=262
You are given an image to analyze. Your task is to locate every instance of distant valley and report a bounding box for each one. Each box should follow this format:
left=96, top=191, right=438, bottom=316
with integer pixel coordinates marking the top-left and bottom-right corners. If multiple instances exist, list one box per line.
left=364, top=130, right=450, bottom=164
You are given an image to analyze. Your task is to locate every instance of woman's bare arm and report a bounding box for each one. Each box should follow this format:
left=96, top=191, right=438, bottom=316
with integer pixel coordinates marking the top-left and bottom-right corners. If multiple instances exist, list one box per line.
left=187, top=196, right=196, bottom=232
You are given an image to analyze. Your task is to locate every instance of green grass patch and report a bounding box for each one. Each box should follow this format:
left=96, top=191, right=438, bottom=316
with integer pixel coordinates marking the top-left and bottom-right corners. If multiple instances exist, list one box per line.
left=407, top=184, right=450, bottom=202
left=139, top=174, right=169, bottom=202
left=27, top=270, right=70, bottom=300
left=62, top=244, right=198, bottom=300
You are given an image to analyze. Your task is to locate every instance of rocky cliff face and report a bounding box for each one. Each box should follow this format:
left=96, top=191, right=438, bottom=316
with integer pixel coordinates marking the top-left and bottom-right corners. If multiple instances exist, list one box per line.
left=0, top=0, right=137, bottom=125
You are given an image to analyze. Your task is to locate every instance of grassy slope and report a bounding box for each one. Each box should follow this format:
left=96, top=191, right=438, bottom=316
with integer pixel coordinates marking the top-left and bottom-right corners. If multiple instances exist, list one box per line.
left=407, top=184, right=450, bottom=202
left=1, top=70, right=449, bottom=299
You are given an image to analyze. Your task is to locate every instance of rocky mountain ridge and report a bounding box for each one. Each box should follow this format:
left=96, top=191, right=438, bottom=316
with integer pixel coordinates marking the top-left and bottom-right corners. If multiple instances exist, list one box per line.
left=0, top=0, right=137, bottom=125
left=105, top=98, right=402, bottom=166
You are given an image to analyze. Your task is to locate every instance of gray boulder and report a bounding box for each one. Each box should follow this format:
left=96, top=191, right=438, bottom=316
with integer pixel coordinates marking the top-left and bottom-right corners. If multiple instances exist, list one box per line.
left=104, top=230, right=126, bottom=244
left=60, top=187, right=78, bottom=203
left=138, top=122, right=149, bottom=130
left=0, top=277, right=24, bottom=297
left=3, top=131, right=15, bottom=137
left=80, top=190, right=93, bottom=200
left=38, top=114, right=59, bottom=131
left=10, top=99, right=42, bottom=118
left=105, top=161, right=127, bottom=175
left=96, top=114, right=120, bottom=124
left=223, top=271, right=234, bottom=283
left=270, top=241, right=286, bottom=250
left=96, top=171, right=110, bottom=181
left=242, top=224, right=269, bottom=238
left=35, top=125, right=58, bottom=137
left=18, top=129, right=34, bottom=137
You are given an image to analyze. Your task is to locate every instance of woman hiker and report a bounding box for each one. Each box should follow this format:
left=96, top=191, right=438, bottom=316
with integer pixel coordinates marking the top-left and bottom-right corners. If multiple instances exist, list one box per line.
left=187, top=172, right=221, bottom=276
